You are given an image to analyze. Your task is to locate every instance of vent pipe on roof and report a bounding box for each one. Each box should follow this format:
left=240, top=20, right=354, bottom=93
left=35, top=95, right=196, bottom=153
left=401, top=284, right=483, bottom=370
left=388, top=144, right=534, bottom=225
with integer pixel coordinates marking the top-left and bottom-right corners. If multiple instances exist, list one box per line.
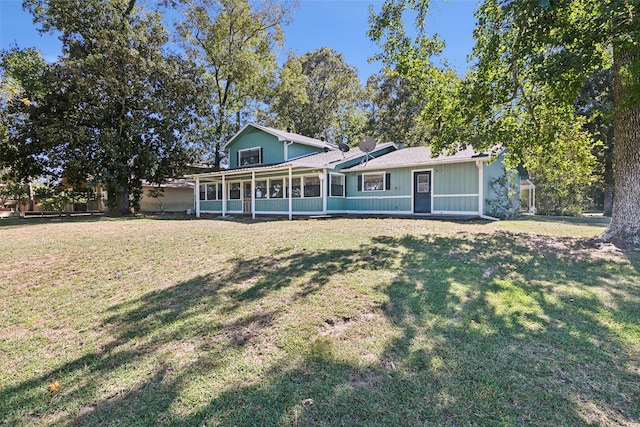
left=286, top=127, right=292, bottom=133
left=320, top=136, right=325, bottom=141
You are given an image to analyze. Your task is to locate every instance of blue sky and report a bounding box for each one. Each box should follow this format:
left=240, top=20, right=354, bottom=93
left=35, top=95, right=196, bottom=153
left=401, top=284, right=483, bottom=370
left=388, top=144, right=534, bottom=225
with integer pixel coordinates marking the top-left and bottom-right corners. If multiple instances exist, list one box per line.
left=0, top=0, right=478, bottom=82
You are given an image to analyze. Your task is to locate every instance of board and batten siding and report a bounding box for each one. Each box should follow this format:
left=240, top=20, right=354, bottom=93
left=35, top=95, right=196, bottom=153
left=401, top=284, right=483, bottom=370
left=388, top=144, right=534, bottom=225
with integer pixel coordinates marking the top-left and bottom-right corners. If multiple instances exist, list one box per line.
left=343, top=163, right=482, bottom=214
left=343, top=168, right=412, bottom=212
left=432, top=162, right=479, bottom=213
left=287, top=143, right=323, bottom=160
left=226, top=130, right=284, bottom=168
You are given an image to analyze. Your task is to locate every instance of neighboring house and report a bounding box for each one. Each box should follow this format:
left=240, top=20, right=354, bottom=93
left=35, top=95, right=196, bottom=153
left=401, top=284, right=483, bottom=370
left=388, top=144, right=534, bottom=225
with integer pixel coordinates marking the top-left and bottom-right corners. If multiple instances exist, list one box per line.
left=189, top=123, right=528, bottom=219
left=140, top=179, right=195, bottom=213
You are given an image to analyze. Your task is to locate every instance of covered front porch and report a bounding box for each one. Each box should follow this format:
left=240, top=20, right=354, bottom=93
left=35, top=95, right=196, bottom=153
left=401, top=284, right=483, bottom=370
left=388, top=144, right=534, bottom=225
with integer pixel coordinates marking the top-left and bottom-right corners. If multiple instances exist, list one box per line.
left=193, top=164, right=329, bottom=220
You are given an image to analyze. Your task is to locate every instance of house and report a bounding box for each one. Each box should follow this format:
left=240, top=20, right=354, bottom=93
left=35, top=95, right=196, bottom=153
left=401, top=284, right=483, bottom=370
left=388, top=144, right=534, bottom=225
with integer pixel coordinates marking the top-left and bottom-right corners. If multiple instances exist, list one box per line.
left=188, top=123, right=528, bottom=219
left=139, top=179, right=196, bottom=213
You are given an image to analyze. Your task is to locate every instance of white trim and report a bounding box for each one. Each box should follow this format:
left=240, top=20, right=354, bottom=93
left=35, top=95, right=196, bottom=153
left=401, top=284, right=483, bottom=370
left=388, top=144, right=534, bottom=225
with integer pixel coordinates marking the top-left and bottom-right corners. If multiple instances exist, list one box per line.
left=200, top=209, right=481, bottom=217
left=238, top=146, right=262, bottom=167
left=347, top=195, right=411, bottom=200
left=195, top=177, right=200, bottom=217
left=328, top=210, right=414, bottom=215
left=411, top=168, right=434, bottom=214
left=476, top=160, right=484, bottom=216
left=361, top=172, right=387, bottom=192
left=431, top=210, right=479, bottom=215
left=432, top=193, right=479, bottom=198
left=322, top=169, right=327, bottom=214
left=251, top=171, right=256, bottom=219
left=228, top=181, right=241, bottom=200
left=288, top=166, right=292, bottom=220
left=222, top=176, right=227, bottom=217
left=349, top=155, right=493, bottom=172
left=329, top=172, right=346, bottom=198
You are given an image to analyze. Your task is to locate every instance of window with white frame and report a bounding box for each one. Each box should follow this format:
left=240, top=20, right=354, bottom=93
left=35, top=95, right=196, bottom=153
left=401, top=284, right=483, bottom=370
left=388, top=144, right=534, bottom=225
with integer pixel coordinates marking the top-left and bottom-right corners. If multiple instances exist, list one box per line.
left=286, top=177, right=301, bottom=198
left=304, top=176, right=321, bottom=197
left=269, top=179, right=283, bottom=198
left=206, top=184, right=216, bottom=200
left=255, top=180, right=267, bottom=199
left=238, top=148, right=261, bottom=166
left=229, top=182, right=241, bottom=199
left=363, top=173, right=385, bottom=191
left=199, top=183, right=223, bottom=200
left=330, top=174, right=345, bottom=197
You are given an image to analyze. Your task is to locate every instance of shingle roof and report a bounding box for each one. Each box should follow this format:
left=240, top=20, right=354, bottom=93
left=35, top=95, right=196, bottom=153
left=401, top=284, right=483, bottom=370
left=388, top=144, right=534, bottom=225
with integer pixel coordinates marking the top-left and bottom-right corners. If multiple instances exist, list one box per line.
left=223, top=123, right=335, bottom=151
left=345, top=146, right=498, bottom=171
left=288, top=142, right=396, bottom=168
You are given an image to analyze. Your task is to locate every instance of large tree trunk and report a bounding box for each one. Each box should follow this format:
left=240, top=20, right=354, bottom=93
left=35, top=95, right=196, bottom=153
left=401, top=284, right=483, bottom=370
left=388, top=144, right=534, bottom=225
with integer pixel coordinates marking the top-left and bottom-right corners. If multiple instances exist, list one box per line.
left=106, top=186, right=130, bottom=217
left=599, top=38, right=640, bottom=247
left=603, top=152, right=614, bottom=217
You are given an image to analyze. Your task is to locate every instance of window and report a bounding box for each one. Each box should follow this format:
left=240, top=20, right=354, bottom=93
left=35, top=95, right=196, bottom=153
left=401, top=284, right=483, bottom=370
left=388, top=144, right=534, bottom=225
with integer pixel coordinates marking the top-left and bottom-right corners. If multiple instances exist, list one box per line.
left=200, top=184, right=222, bottom=200
left=255, top=180, right=267, bottom=199
left=330, top=174, right=344, bottom=197
left=238, top=148, right=262, bottom=166
left=417, top=174, right=430, bottom=193
left=229, top=182, right=241, bottom=199
left=206, top=184, right=216, bottom=200
left=363, top=173, right=384, bottom=191
left=270, top=179, right=283, bottom=198
left=286, top=177, right=301, bottom=198
left=304, top=176, right=321, bottom=197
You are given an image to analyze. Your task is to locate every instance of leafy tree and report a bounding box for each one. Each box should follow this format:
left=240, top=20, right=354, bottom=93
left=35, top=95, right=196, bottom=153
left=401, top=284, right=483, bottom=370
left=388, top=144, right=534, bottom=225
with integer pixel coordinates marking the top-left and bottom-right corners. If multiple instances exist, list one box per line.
left=268, top=47, right=364, bottom=143
left=370, top=0, right=640, bottom=247
left=364, top=73, right=428, bottom=146
left=0, top=47, right=48, bottom=183
left=575, top=69, right=615, bottom=216
left=173, top=0, right=294, bottom=169
left=11, top=0, right=202, bottom=216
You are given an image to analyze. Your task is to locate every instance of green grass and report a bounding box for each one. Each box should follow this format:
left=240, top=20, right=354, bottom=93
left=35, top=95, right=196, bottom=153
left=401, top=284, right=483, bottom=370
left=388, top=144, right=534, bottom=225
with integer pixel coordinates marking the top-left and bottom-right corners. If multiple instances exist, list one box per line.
left=0, top=216, right=638, bottom=426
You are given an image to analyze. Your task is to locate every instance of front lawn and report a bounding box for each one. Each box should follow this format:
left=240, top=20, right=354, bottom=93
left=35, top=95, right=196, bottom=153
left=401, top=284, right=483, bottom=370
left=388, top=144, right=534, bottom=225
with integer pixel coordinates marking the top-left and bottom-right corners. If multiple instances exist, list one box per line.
left=1, top=216, right=638, bottom=426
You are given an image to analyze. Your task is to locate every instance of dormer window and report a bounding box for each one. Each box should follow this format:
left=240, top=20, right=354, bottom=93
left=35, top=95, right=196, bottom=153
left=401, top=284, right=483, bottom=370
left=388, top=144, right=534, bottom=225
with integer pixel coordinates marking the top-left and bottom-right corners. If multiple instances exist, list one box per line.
left=238, top=147, right=262, bottom=166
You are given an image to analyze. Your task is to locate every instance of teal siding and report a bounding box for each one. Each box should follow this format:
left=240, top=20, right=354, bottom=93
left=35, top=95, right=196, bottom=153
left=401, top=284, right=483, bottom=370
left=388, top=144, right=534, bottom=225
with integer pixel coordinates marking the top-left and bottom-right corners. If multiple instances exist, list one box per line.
left=227, top=129, right=283, bottom=168
left=200, top=200, right=222, bottom=211
left=288, top=143, right=323, bottom=159
left=255, top=199, right=288, bottom=212
left=344, top=167, right=412, bottom=198
left=344, top=197, right=411, bottom=212
left=433, top=196, right=478, bottom=212
left=433, top=162, right=478, bottom=195
left=328, top=196, right=346, bottom=211
left=293, top=198, right=322, bottom=212
left=227, top=200, right=241, bottom=211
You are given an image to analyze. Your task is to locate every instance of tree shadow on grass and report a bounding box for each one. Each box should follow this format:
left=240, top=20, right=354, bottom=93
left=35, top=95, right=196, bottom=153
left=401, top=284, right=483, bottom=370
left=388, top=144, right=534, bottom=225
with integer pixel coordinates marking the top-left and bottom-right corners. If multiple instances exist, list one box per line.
left=1, top=230, right=638, bottom=426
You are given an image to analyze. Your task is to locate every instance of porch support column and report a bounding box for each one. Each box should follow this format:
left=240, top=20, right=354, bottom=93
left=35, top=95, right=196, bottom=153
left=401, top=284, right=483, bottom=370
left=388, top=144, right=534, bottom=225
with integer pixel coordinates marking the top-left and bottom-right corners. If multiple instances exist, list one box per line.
left=288, top=166, right=293, bottom=220
left=476, top=160, right=484, bottom=216
left=195, top=177, right=201, bottom=218
left=251, top=170, right=256, bottom=219
left=322, top=169, right=327, bottom=214
left=222, top=175, right=227, bottom=217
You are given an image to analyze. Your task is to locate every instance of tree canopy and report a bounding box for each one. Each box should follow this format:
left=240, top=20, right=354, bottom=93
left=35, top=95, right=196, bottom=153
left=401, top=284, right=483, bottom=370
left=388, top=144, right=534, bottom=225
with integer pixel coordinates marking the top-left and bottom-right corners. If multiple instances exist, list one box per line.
left=369, top=0, right=640, bottom=247
left=4, top=0, right=204, bottom=216
left=174, top=0, right=294, bottom=169
left=267, top=47, right=364, bottom=143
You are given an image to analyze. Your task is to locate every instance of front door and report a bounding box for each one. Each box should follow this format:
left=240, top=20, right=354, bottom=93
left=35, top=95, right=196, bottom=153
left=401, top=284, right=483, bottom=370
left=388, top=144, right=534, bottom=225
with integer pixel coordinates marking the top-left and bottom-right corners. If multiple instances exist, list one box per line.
left=414, top=171, right=432, bottom=213
left=242, top=181, right=252, bottom=214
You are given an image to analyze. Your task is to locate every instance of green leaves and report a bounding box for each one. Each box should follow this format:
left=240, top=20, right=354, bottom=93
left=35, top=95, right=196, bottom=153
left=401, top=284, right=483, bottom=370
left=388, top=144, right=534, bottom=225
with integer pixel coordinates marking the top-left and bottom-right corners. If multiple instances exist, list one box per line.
left=268, top=47, right=364, bottom=143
